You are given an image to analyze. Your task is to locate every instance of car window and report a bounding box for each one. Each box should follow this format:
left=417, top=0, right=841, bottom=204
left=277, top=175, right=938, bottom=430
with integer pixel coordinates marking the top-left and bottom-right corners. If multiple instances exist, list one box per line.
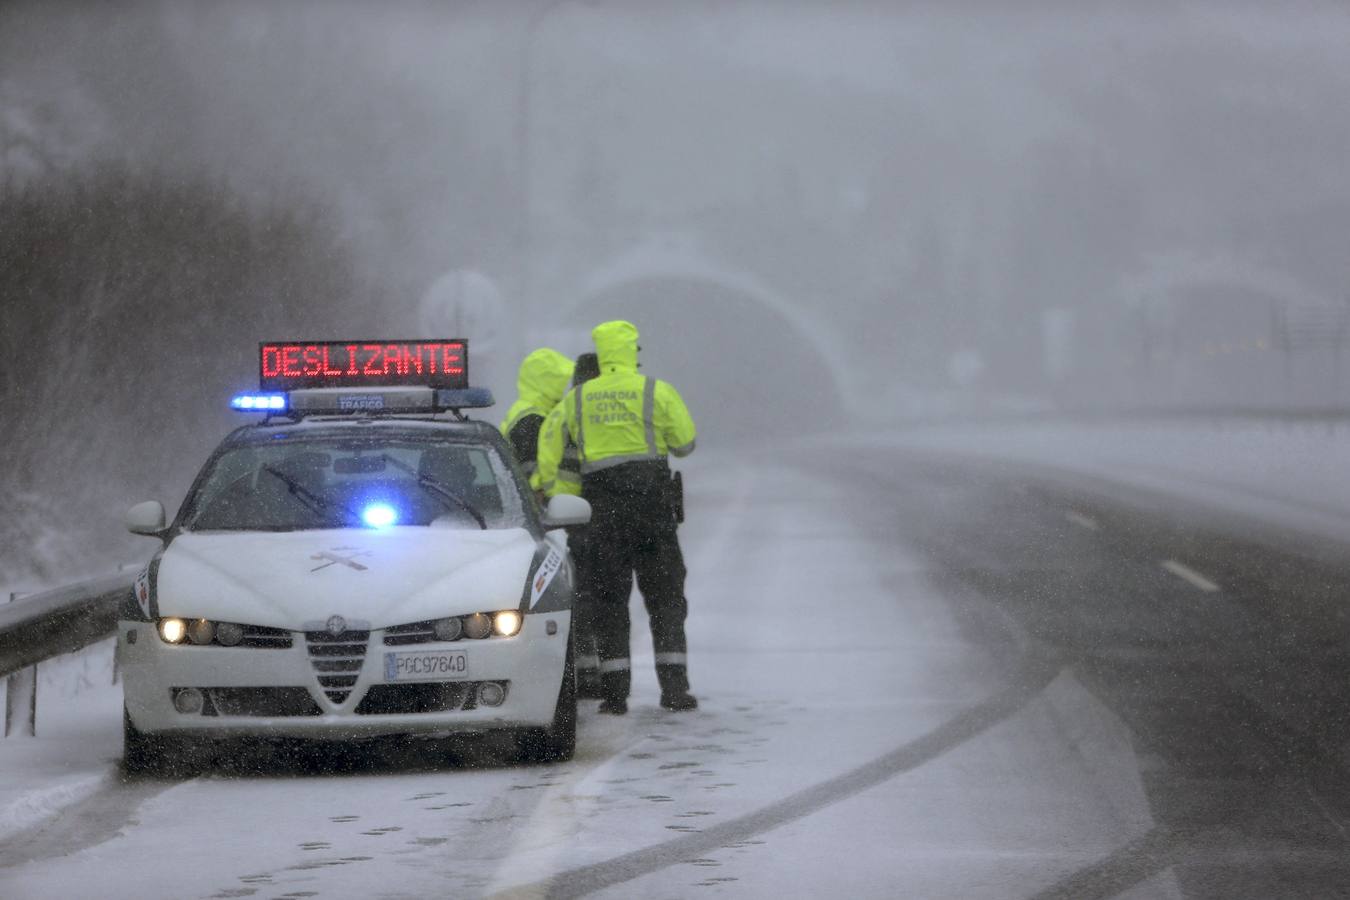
left=182, top=433, right=526, bottom=532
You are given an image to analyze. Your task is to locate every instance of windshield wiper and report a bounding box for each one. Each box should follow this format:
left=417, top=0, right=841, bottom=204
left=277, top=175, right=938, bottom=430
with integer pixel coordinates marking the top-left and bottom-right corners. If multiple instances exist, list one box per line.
left=260, top=465, right=362, bottom=525
left=379, top=454, right=487, bottom=529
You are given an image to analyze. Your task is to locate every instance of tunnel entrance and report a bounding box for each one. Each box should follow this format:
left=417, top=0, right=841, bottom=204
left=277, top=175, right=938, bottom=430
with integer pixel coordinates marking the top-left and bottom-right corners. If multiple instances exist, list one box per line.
left=570, top=276, right=843, bottom=442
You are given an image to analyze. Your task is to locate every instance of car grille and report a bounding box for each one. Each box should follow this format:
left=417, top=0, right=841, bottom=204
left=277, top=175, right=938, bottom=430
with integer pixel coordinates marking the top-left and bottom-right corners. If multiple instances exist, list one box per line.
left=355, top=681, right=506, bottom=715
left=383, top=621, right=438, bottom=646
left=304, top=629, right=370, bottom=704
left=238, top=625, right=293, bottom=649
left=203, top=687, right=322, bottom=717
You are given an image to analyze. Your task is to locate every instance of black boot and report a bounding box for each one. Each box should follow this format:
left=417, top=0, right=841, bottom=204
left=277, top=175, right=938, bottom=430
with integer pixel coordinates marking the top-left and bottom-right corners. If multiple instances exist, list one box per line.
left=660, top=691, right=697, bottom=711
left=598, top=669, right=629, bottom=715
left=576, top=666, right=603, bottom=700
left=657, top=663, right=697, bottom=711
left=598, top=697, right=628, bottom=715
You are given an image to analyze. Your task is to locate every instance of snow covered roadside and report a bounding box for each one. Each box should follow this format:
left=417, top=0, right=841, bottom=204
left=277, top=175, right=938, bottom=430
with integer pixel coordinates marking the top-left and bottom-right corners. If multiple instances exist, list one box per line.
left=0, top=637, right=124, bottom=843
left=0, top=448, right=1179, bottom=899
left=859, top=418, right=1350, bottom=545
left=489, top=452, right=1181, bottom=899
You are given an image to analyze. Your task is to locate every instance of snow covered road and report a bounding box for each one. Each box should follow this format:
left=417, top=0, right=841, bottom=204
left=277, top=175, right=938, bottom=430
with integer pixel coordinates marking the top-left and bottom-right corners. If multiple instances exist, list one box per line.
left=1, top=443, right=1186, bottom=899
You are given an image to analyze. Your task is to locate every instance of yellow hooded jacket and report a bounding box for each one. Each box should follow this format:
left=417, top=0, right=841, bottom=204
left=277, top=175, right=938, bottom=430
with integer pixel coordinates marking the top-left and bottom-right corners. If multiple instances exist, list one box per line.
left=536, top=402, right=580, bottom=496
left=500, top=348, right=574, bottom=480
left=537, top=321, right=695, bottom=494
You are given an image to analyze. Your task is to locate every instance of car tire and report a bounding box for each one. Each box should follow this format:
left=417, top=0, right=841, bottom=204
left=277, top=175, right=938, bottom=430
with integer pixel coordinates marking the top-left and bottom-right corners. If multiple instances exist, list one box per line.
left=518, top=641, right=576, bottom=764
left=122, top=707, right=188, bottom=777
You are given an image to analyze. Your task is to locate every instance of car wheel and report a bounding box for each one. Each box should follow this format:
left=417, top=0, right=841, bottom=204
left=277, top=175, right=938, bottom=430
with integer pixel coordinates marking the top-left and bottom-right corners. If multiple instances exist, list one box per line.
left=518, top=641, right=576, bottom=763
left=122, top=707, right=189, bottom=777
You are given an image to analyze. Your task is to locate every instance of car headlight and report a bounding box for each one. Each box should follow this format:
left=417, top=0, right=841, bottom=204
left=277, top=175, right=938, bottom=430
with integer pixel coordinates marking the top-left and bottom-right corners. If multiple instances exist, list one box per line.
left=433, top=616, right=463, bottom=641
left=158, top=618, right=259, bottom=646
left=187, top=618, right=216, bottom=645
left=388, top=612, right=524, bottom=645
left=158, top=617, right=187, bottom=644
left=492, top=610, right=522, bottom=637
left=215, top=622, right=245, bottom=646
left=463, top=612, right=492, bottom=640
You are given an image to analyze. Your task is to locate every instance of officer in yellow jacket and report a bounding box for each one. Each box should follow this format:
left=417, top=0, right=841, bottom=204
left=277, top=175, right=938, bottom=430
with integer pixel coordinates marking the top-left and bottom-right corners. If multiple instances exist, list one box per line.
left=538, top=321, right=697, bottom=714
left=535, top=352, right=597, bottom=499
left=537, top=352, right=603, bottom=697
left=500, top=348, right=573, bottom=488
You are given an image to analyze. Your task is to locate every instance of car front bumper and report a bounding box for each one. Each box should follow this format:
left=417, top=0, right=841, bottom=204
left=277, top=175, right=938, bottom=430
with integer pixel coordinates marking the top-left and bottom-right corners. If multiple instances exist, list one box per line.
left=117, top=613, right=571, bottom=739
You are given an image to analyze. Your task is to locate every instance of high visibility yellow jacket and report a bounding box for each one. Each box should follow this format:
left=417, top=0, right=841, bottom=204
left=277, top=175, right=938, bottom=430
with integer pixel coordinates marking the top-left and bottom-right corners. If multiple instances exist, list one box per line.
left=537, top=321, right=695, bottom=494
left=536, top=402, right=582, bottom=496
left=500, top=348, right=573, bottom=480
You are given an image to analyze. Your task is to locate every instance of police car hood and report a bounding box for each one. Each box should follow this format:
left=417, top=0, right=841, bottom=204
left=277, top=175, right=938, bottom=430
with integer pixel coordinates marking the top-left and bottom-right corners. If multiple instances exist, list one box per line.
left=156, top=528, right=537, bottom=630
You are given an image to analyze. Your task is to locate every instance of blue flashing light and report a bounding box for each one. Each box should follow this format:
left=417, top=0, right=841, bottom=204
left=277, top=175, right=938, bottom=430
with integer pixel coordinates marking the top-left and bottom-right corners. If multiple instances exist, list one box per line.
left=434, top=387, right=495, bottom=410
left=231, top=393, right=287, bottom=412
left=361, top=503, right=398, bottom=528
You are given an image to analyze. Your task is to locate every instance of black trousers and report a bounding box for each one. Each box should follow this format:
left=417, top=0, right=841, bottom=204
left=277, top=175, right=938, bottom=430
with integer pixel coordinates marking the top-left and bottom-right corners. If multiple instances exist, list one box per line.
left=566, top=524, right=598, bottom=670
left=582, top=462, right=689, bottom=699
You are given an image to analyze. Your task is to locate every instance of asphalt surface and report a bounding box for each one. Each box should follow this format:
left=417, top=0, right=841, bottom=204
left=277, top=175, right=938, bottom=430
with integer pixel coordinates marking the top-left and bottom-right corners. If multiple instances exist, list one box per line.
left=8, top=442, right=1350, bottom=898
left=845, top=447, right=1350, bottom=899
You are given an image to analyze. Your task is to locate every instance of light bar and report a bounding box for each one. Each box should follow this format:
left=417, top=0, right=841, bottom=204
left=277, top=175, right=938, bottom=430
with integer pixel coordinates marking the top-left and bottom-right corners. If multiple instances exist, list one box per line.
left=288, top=387, right=434, bottom=414
left=435, top=387, right=495, bottom=410
left=231, top=393, right=288, bottom=412
left=228, top=386, right=492, bottom=416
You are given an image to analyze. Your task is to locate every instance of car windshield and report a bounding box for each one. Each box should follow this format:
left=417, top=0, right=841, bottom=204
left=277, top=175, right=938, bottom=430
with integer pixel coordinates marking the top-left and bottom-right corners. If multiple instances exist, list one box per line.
left=181, top=432, right=526, bottom=532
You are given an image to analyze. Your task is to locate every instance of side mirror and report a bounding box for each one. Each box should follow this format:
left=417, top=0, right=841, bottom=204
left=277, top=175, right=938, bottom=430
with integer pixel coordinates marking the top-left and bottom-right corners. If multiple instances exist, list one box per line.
left=540, top=494, right=591, bottom=528
left=126, top=500, right=167, bottom=537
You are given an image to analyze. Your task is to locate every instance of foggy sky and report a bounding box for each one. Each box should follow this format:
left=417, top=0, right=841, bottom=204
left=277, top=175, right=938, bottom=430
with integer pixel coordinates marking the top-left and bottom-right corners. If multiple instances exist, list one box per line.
left=6, top=0, right=1350, bottom=413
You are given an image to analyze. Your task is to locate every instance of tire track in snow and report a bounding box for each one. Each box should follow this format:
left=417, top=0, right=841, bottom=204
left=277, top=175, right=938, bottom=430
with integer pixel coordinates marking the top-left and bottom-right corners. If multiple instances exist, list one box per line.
left=0, top=773, right=176, bottom=870
left=489, top=648, right=1061, bottom=900
left=1027, top=824, right=1198, bottom=900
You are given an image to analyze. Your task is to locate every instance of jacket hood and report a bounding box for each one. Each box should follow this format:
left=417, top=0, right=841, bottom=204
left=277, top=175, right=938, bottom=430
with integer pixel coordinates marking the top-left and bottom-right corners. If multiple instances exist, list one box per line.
left=515, top=347, right=574, bottom=409
left=593, top=320, right=640, bottom=374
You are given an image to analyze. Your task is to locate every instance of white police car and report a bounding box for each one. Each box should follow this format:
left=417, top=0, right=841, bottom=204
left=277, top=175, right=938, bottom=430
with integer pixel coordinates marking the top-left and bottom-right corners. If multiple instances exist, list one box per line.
left=116, top=340, right=589, bottom=772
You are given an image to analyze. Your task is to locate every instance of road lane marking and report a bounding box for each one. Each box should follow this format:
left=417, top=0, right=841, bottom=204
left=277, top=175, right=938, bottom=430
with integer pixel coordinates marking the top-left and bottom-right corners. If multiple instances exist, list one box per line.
left=1065, top=511, right=1099, bottom=531
left=489, top=651, right=1063, bottom=900
left=1306, top=785, right=1350, bottom=840
left=1160, top=559, right=1220, bottom=593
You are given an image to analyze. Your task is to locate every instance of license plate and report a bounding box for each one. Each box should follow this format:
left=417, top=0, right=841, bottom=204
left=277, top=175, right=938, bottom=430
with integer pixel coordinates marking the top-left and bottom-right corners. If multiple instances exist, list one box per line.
left=384, top=649, right=470, bottom=682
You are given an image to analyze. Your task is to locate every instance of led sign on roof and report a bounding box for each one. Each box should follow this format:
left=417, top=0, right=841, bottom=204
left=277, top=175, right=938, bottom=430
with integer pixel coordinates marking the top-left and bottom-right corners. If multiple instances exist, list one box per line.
left=259, top=340, right=468, bottom=391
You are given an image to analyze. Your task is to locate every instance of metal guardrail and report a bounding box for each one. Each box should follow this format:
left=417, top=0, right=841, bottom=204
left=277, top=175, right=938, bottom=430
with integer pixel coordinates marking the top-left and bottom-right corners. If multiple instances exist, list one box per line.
left=0, top=573, right=134, bottom=681
left=889, top=405, right=1350, bottom=431
left=5, top=593, right=35, bottom=737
